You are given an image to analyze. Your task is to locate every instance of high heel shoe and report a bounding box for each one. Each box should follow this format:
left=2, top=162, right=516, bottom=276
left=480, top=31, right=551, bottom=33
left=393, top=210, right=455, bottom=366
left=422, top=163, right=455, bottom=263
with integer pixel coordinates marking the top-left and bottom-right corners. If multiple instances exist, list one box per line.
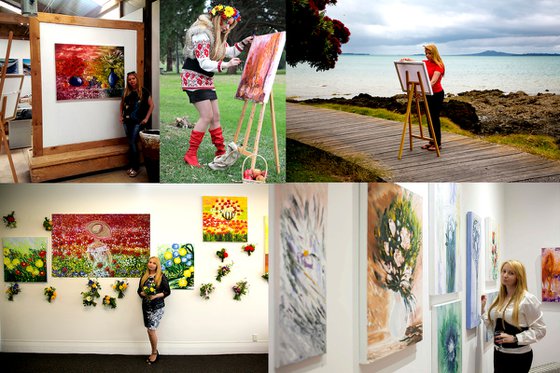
left=147, top=350, right=159, bottom=364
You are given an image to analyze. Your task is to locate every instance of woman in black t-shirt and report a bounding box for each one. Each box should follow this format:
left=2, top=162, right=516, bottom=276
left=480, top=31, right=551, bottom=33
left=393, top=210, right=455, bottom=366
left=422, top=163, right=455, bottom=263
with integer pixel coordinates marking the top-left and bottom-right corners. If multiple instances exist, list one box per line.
left=120, top=71, right=154, bottom=177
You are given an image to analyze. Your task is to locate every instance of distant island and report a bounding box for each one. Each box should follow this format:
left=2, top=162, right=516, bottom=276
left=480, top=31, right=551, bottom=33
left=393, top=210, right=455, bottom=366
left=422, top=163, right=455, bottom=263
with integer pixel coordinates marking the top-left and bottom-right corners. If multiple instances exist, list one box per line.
left=460, top=50, right=560, bottom=56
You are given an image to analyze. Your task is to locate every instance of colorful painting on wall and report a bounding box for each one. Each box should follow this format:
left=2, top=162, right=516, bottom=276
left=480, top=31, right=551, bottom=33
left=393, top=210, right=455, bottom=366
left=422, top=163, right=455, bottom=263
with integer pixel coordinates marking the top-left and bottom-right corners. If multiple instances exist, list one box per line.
left=434, top=300, right=462, bottom=373
left=158, top=243, right=194, bottom=289
left=235, top=31, right=286, bottom=104
left=485, top=217, right=499, bottom=283
left=51, top=214, right=150, bottom=278
left=3, top=237, right=48, bottom=282
left=55, top=43, right=124, bottom=101
left=22, top=58, right=31, bottom=76
left=264, top=216, right=269, bottom=273
left=366, top=183, right=423, bottom=363
left=202, top=196, right=248, bottom=242
left=466, top=211, right=481, bottom=329
left=433, top=183, right=460, bottom=295
left=276, top=184, right=328, bottom=367
left=0, top=58, right=19, bottom=74
left=483, top=291, right=498, bottom=343
left=542, top=247, right=560, bottom=302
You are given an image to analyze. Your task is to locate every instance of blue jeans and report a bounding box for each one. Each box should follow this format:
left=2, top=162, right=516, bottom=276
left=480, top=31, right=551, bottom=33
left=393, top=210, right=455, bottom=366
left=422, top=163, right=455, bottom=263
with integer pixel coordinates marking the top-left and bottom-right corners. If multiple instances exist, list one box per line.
left=123, top=122, right=141, bottom=170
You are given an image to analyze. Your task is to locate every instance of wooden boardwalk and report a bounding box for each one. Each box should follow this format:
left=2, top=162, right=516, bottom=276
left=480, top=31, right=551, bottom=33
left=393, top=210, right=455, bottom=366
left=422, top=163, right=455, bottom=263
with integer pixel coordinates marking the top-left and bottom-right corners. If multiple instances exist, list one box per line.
left=287, top=103, right=560, bottom=182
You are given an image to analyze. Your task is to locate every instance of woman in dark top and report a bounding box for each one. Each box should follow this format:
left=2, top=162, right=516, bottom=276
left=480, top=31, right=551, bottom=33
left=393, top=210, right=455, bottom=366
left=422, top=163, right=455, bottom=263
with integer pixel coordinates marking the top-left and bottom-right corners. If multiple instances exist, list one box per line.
left=137, top=256, right=170, bottom=364
left=120, top=71, right=154, bottom=177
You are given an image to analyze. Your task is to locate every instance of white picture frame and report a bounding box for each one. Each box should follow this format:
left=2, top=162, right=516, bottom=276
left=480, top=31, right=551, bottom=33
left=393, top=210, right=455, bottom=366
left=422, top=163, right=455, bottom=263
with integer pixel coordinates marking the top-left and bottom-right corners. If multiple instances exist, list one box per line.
left=1, top=74, right=24, bottom=122
left=394, top=61, right=433, bottom=95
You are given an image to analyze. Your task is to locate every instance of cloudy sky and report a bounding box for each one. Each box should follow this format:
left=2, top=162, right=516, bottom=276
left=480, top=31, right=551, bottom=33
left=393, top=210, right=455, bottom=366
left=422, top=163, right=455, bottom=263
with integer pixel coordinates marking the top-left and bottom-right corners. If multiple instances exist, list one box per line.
left=325, top=0, right=560, bottom=55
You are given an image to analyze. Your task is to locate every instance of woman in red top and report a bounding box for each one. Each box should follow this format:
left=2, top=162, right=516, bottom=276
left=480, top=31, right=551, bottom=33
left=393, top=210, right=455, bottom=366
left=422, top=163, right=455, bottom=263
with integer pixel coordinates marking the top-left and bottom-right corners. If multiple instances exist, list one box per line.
left=422, top=44, right=445, bottom=151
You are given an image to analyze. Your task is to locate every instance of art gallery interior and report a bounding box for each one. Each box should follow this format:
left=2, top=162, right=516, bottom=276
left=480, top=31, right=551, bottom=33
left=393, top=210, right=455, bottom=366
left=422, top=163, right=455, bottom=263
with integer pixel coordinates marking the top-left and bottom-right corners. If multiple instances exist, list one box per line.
left=0, top=183, right=269, bottom=357
left=0, top=0, right=160, bottom=183
left=269, top=183, right=560, bottom=373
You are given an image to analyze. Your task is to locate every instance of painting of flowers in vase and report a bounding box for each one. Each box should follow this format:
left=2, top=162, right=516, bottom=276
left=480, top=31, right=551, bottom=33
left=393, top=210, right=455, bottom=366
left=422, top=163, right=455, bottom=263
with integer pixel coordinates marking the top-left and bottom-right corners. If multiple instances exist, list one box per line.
left=434, top=300, right=462, bottom=373
left=55, top=43, right=124, bottom=101
left=202, top=196, right=248, bottom=242
left=366, top=183, right=423, bottom=363
left=542, top=247, right=560, bottom=302
left=51, top=214, right=150, bottom=278
left=3, top=237, right=48, bottom=282
left=275, top=184, right=328, bottom=367
left=158, top=243, right=194, bottom=290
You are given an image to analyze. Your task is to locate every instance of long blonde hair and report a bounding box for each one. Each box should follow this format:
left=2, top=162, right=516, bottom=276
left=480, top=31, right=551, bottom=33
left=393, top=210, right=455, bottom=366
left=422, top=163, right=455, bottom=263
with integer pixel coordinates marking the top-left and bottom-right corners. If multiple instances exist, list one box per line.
left=210, top=13, right=238, bottom=60
left=141, top=256, right=163, bottom=287
left=424, top=43, right=445, bottom=74
left=121, top=71, right=143, bottom=102
left=487, top=260, right=528, bottom=328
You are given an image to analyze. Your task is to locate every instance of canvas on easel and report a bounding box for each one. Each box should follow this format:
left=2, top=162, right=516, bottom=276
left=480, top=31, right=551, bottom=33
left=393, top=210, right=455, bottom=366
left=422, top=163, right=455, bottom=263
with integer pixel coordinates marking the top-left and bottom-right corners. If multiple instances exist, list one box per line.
left=233, top=31, right=285, bottom=172
left=394, top=61, right=440, bottom=159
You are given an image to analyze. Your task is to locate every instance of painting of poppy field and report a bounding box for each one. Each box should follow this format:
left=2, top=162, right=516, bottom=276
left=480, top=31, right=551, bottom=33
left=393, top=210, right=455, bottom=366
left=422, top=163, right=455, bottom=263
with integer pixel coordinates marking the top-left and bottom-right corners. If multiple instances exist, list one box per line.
left=51, top=214, right=150, bottom=278
left=202, top=196, right=248, bottom=242
left=235, top=32, right=286, bottom=104
left=158, top=243, right=195, bottom=290
left=3, top=237, right=48, bottom=282
left=55, top=43, right=124, bottom=101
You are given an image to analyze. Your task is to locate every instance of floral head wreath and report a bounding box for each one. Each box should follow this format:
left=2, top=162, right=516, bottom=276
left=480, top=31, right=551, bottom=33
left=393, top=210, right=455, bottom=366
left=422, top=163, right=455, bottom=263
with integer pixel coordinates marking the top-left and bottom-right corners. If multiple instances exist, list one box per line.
left=209, top=5, right=241, bottom=22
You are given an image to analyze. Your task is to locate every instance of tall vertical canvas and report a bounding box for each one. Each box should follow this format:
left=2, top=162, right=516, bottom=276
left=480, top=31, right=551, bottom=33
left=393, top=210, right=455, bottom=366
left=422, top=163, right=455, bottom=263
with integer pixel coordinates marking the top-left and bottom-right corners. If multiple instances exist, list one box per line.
left=55, top=43, right=124, bottom=101
left=366, top=183, right=423, bottom=362
left=202, top=196, right=248, bottom=242
left=264, top=216, right=269, bottom=273
left=485, top=217, right=499, bottom=283
left=276, top=184, right=328, bottom=367
left=158, top=243, right=194, bottom=289
left=51, top=214, right=150, bottom=278
left=433, top=183, right=460, bottom=294
left=235, top=31, right=286, bottom=103
left=22, top=58, right=31, bottom=76
left=483, top=291, right=498, bottom=343
left=3, top=237, right=48, bottom=282
left=433, top=300, right=462, bottom=373
left=466, top=212, right=481, bottom=329
left=542, top=247, right=560, bottom=302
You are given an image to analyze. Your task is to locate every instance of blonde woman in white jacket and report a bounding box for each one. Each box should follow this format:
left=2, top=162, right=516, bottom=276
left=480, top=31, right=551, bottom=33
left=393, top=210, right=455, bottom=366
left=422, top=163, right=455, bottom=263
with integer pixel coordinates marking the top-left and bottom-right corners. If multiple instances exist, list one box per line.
left=481, top=260, right=546, bottom=373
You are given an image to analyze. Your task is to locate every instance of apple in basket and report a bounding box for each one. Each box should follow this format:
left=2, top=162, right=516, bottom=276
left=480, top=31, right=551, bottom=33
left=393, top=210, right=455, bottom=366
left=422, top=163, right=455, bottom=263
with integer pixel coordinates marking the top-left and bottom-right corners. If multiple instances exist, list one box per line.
left=243, top=168, right=267, bottom=181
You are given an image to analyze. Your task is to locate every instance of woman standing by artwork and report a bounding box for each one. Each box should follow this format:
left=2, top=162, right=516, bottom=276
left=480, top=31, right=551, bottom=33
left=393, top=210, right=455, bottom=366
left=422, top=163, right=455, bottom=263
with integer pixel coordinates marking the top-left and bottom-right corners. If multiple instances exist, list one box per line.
left=137, top=256, right=171, bottom=364
left=401, top=44, right=445, bottom=151
left=181, top=5, right=253, bottom=167
left=120, top=71, right=155, bottom=177
left=481, top=260, right=546, bottom=373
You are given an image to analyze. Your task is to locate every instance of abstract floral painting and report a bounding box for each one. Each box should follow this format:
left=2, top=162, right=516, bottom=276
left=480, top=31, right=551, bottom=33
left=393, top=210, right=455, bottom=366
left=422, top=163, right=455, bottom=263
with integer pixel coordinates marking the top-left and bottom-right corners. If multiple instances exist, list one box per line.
left=235, top=31, right=286, bottom=103
left=158, top=243, right=194, bottom=289
left=202, top=196, right=248, bottom=242
left=434, top=300, right=462, bottom=373
left=484, top=291, right=498, bottom=343
left=276, top=184, right=327, bottom=367
left=55, top=43, right=124, bottom=101
left=264, top=216, right=269, bottom=273
left=542, top=247, right=560, bottom=302
left=466, top=211, right=481, bottom=329
left=366, top=183, right=423, bottom=362
left=485, top=218, right=499, bottom=283
left=3, top=237, right=48, bottom=282
left=51, top=214, right=150, bottom=278
left=433, top=183, right=460, bottom=294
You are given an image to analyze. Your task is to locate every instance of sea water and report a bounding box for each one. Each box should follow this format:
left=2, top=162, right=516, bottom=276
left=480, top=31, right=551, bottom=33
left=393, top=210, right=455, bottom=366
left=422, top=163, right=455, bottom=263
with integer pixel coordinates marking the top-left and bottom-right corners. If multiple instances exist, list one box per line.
left=287, top=54, right=560, bottom=99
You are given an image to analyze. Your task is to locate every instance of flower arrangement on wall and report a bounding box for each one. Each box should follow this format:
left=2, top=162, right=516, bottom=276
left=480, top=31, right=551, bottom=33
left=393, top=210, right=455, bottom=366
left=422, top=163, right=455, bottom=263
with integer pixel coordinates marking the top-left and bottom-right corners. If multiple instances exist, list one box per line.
left=112, top=279, right=129, bottom=298
left=216, top=263, right=233, bottom=282
left=44, top=286, right=57, bottom=303
left=261, top=273, right=269, bottom=281
left=3, top=211, right=17, bottom=228
left=102, top=295, right=117, bottom=309
left=5, top=283, right=21, bottom=301
left=43, top=217, right=53, bottom=231
left=199, top=283, right=215, bottom=300
left=232, top=280, right=249, bottom=301
left=242, top=243, right=256, bottom=256
left=81, top=278, right=101, bottom=307
left=216, top=248, right=228, bottom=262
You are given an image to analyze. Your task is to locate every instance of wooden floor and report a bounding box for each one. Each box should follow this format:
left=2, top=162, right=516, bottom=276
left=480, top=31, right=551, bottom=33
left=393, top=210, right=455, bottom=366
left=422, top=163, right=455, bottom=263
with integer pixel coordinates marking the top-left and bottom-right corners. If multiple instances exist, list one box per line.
left=287, top=103, right=560, bottom=182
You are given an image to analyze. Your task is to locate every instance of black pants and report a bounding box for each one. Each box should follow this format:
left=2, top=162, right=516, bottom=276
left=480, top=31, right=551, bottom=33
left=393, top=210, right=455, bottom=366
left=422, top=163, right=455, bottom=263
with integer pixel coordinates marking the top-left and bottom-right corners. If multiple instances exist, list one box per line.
left=123, top=121, right=141, bottom=171
left=494, top=349, right=533, bottom=373
left=426, top=90, right=444, bottom=147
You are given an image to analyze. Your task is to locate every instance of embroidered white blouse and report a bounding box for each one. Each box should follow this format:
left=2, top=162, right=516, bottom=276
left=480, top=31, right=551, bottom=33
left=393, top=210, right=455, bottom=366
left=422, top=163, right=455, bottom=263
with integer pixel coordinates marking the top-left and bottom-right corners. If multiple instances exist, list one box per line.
left=481, top=291, right=546, bottom=354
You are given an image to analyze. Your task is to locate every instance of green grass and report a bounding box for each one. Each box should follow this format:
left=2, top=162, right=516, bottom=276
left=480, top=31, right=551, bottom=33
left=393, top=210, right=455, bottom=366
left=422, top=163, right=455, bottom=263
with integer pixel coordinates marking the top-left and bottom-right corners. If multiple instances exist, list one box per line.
left=311, top=103, right=560, bottom=160
left=286, top=139, right=386, bottom=182
left=160, top=73, right=286, bottom=183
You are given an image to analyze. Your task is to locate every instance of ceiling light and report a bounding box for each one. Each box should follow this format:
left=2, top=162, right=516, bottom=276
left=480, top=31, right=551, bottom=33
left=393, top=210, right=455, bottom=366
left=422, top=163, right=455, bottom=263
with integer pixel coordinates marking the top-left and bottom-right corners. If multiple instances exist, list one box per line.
left=0, top=1, right=21, bottom=14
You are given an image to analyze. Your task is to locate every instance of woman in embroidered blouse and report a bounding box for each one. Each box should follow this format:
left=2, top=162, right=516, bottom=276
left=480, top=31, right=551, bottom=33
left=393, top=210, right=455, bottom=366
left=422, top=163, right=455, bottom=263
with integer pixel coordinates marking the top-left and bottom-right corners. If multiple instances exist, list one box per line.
left=481, top=260, right=546, bottom=373
left=138, top=256, right=171, bottom=364
left=181, top=5, right=253, bottom=167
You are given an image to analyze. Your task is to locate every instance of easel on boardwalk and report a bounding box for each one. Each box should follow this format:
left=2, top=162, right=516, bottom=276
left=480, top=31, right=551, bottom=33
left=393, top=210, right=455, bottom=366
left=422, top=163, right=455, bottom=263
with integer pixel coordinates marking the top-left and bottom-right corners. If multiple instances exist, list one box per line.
left=0, top=31, right=24, bottom=183
left=394, top=61, right=440, bottom=159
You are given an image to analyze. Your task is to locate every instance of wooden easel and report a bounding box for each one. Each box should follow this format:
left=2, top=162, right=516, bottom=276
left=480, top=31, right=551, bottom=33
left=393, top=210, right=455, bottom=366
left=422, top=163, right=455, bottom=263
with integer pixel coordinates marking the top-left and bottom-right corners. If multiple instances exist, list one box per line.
left=0, top=31, right=19, bottom=183
left=233, top=91, right=280, bottom=173
left=397, top=70, right=440, bottom=159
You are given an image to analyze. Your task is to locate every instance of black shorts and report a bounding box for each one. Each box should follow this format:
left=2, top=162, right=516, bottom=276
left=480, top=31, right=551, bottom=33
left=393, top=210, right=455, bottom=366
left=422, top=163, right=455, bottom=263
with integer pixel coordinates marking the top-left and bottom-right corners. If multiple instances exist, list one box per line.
left=185, top=89, right=218, bottom=103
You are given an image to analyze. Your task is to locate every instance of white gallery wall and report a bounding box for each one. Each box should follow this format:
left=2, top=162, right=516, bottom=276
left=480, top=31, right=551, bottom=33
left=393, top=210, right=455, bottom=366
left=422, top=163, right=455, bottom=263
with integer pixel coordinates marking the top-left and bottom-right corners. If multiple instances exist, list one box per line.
left=0, top=39, right=32, bottom=97
left=0, top=183, right=268, bottom=355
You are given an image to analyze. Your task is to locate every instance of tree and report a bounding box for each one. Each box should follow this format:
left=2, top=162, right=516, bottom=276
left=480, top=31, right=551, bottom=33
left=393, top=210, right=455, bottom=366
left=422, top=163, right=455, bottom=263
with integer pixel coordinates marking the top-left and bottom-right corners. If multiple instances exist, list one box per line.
left=287, top=0, right=350, bottom=71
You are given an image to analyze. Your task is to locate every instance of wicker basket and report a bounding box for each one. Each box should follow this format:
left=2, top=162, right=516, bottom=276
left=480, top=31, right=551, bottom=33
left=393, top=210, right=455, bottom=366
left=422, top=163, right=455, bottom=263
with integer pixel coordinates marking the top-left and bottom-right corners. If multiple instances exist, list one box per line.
left=241, top=155, right=268, bottom=184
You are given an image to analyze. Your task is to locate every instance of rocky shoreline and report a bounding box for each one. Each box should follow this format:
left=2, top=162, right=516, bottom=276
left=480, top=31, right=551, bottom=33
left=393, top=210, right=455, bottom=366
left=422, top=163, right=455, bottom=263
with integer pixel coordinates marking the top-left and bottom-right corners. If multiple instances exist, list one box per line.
left=295, top=90, right=560, bottom=144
